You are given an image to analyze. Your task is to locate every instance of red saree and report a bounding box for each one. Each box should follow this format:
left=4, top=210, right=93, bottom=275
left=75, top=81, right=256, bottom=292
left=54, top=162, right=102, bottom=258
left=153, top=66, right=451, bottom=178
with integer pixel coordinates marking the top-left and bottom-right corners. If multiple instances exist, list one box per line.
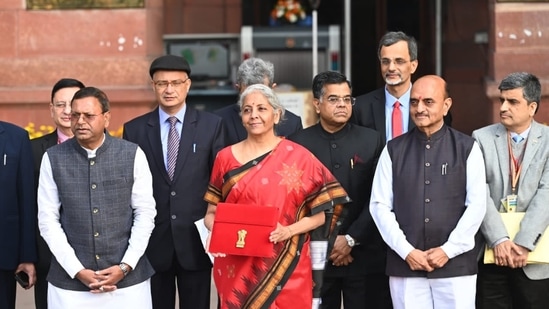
left=204, top=139, right=348, bottom=309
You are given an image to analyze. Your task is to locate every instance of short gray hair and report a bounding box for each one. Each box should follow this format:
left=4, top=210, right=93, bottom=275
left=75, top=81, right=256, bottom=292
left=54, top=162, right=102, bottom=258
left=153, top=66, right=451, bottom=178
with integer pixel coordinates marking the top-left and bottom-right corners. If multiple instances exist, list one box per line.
left=499, top=72, right=541, bottom=113
left=378, top=31, right=418, bottom=61
left=236, top=58, right=275, bottom=87
left=238, top=84, right=286, bottom=123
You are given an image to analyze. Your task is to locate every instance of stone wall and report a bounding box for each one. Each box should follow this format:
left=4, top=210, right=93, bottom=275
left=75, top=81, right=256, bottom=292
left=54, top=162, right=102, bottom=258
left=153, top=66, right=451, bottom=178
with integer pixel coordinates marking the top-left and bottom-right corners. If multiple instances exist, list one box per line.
left=0, top=0, right=241, bottom=135
left=486, top=0, right=549, bottom=124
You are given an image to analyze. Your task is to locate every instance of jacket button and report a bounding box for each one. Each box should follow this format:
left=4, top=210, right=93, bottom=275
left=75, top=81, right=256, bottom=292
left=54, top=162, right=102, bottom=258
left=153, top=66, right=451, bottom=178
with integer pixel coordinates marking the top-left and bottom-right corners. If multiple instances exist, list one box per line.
left=425, top=218, right=430, bottom=223
left=171, top=191, right=176, bottom=196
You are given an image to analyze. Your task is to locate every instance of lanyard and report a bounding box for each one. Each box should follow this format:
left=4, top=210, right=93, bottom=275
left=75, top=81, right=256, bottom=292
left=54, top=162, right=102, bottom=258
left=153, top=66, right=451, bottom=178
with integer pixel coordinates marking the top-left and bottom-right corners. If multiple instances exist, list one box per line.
left=507, top=133, right=526, bottom=194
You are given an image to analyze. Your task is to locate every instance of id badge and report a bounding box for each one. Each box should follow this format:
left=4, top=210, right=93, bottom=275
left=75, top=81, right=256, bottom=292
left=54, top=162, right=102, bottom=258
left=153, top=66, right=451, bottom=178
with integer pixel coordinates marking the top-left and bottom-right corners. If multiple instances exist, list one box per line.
left=506, top=194, right=517, bottom=212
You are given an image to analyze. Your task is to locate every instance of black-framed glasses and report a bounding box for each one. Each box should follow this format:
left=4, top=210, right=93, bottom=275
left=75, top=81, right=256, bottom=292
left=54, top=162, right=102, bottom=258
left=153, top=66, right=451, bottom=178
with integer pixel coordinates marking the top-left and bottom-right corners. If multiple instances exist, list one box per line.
left=323, top=96, right=356, bottom=106
left=153, top=78, right=189, bottom=90
left=70, top=112, right=105, bottom=122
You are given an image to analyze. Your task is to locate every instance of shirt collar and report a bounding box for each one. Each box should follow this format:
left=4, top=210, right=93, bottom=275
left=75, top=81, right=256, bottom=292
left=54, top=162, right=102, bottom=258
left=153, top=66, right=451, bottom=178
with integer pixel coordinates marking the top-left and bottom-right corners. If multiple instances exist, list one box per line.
left=384, top=84, right=412, bottom=109
left=159, top=105, right=187, bottom=124
left=56, top=129, right=71, bottom=144
left=511, top=125, right=531, bottom=140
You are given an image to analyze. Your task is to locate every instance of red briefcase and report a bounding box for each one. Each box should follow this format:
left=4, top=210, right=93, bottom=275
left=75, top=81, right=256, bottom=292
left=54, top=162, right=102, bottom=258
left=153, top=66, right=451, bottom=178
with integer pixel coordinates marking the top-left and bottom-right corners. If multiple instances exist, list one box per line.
left=209, top=203, right=279, bottom=257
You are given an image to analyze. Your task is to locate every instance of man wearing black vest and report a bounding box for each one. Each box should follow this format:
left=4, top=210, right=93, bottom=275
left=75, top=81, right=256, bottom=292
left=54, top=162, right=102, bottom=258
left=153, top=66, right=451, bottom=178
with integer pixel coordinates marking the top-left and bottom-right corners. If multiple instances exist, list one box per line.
left=31, top=78, right=85, bottom=309
left=38, top=87, right=156, bottom=308
left=370, top=75, right=486, bottom=308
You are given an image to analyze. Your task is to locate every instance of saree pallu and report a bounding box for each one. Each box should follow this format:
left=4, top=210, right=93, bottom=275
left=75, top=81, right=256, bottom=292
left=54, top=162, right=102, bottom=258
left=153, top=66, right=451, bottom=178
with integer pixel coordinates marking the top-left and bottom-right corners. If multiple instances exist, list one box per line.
left=204, top=139, right=349, bottom=309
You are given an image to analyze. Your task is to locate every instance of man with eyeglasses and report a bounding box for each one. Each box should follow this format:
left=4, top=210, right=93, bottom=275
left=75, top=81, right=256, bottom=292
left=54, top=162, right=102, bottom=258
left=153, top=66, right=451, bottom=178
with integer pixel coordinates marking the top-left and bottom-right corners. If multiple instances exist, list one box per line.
left=289, top=71, right=390, bottom=309
left=352, top=31, right=451, bottom=145
left=123, top=55, right=225, bottom=309
left=31, top=78, right=85, bottom=309
left=38, top=87, right=157, bottom=308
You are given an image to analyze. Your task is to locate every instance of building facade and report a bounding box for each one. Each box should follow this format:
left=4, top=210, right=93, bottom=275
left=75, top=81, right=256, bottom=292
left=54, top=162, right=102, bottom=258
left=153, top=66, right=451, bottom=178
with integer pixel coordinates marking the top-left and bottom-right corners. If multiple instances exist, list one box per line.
left=0, top=0, right=547, bottom=136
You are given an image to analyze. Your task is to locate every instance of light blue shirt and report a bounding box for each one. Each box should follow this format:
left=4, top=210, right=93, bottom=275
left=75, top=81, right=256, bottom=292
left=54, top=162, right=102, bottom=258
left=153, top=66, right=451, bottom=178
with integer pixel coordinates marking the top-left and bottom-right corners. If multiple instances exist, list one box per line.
left=510, top=125, right=531, bottom=144
left=384, top=85, right=411, bottom=143
left=159, top=105, right=186, bottom=169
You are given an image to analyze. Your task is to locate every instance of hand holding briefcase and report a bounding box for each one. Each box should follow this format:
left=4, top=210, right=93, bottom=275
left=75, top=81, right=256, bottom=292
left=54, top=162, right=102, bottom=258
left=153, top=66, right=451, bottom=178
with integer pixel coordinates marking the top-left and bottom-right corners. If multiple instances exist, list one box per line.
left=209, top=203, right=280, bottom=257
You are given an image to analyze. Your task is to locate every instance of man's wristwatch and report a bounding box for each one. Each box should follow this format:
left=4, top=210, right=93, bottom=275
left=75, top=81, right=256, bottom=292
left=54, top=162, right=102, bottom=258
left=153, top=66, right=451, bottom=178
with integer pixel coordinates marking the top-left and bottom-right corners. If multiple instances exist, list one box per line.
left=344, top=234, right=356, bottom=248
left=119, top=263, right=130, bottom=276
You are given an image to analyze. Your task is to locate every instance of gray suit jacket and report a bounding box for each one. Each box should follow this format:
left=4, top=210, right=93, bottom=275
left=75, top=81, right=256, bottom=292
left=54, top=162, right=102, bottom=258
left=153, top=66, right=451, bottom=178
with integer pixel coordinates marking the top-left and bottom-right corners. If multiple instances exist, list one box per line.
left=472, top=121, right=549, bottom=279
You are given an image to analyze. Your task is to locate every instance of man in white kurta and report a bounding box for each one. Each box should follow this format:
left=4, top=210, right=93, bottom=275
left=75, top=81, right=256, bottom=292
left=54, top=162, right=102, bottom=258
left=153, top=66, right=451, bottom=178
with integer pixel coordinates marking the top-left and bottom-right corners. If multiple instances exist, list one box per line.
left=38, top=87, right=156, bottom=308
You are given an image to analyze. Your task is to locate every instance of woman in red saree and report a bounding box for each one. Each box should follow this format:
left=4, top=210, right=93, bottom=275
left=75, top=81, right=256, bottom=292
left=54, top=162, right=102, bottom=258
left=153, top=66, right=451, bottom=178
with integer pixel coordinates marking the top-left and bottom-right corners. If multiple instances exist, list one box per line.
left=204, top=84, right=349, bottom=309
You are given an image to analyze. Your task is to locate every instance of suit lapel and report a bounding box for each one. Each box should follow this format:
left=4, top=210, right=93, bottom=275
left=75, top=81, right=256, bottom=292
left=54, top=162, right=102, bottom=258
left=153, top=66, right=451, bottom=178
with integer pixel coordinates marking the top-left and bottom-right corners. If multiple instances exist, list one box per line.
left=519, top=121, right=542, bottom=188
left=231, top=104, right=247, bottom=142
left=372, top=89, right=387, bottom=141
left=494, top=124, right=510, bottom=194
left=0, top=123, right=5, bottom=158
left=43, top=131, right=58, bottom=150
left=146, top=108, right=172, bottom=184
left=173, top=107, right=198, bottom=183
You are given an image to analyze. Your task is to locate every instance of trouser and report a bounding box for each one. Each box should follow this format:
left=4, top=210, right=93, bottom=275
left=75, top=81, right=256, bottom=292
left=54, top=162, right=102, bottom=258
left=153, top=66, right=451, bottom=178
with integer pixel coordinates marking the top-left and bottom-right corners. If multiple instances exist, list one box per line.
left=389, top=275, right=476, bottom=309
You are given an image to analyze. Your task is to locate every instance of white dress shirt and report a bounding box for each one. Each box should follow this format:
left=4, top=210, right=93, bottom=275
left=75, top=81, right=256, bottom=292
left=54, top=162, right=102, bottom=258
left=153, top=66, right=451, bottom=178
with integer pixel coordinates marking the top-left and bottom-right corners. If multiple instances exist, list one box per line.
left=370, top=142, right=486, bottom=260
left=38, top=136, right=156, bottom=308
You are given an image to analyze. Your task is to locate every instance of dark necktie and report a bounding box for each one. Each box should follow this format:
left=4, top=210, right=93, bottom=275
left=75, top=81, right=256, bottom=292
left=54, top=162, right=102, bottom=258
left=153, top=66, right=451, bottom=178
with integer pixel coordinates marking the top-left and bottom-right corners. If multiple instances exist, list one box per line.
left=392, top=101, right=403, bottom=138
left=167, top=116, right=179, bottom=180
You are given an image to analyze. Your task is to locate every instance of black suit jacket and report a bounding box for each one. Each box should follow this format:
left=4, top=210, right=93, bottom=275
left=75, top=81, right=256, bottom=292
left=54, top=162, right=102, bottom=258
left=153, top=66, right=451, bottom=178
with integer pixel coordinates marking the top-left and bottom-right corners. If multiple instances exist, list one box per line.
left=289, top=123, right=386, bottom=276
left=0, top=121, right=36, bottom=270
left=351, top=87, right=452, bottom=144
left=31, top=130, right=58, bottom=271
left=123, top=106, right=225, bottom=272
left=214, top=104, right=303, bottom=146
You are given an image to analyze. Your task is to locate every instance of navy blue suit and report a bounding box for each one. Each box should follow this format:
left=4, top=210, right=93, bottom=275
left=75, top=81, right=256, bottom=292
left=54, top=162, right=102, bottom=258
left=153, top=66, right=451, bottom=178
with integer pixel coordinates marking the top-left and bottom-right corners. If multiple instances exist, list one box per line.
left=123, top=106, right=225, bottom=309
left=214, top=103, right=302, bottom=145
left=0, top=121, right=36, bottom=309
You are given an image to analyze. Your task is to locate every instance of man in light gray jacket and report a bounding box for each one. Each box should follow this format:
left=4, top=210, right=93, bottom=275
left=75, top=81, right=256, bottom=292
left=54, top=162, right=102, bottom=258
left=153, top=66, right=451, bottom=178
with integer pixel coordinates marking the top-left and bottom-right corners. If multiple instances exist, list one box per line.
left=473, top=72, right=549, bottom=308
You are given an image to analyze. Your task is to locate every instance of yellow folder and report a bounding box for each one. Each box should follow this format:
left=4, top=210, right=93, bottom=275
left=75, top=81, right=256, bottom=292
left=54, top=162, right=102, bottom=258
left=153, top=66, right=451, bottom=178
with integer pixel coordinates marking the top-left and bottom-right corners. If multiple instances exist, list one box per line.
left=484, top=212, right=549, bottom=264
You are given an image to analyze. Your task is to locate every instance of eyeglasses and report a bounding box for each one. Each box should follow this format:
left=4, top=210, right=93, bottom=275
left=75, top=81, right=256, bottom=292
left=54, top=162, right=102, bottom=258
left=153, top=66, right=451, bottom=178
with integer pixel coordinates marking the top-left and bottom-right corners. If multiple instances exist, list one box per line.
left=380, top=58, right=410, bottom=66
left=53, top=102, right=70, bottom=109
left=153, top=78, right=189, bottom=90
left=322, top=96, right=356, bottom=106
left=70, top=112, right=105, bottom=122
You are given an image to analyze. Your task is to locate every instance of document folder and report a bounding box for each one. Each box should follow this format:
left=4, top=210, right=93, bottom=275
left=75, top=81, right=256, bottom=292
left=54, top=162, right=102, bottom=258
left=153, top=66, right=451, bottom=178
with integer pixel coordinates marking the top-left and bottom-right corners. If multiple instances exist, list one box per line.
left=209, top=203, right=279, bottom=257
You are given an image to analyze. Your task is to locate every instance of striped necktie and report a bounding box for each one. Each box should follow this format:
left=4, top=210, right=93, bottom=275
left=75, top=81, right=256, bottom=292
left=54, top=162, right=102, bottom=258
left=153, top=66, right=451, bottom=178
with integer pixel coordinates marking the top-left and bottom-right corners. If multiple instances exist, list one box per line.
left=167, top=116, right=179, bottom=180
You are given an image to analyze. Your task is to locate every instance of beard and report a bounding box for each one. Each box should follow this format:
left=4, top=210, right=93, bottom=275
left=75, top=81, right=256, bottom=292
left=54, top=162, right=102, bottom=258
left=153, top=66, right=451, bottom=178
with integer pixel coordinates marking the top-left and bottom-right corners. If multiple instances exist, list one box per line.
left=384, top=75, right=404, bottom=86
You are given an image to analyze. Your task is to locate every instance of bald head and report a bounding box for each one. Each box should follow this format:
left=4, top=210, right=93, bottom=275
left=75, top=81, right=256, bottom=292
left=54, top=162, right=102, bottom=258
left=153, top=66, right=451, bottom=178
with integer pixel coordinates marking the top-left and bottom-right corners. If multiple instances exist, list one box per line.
left=410, top=75, right=452, bottom=136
